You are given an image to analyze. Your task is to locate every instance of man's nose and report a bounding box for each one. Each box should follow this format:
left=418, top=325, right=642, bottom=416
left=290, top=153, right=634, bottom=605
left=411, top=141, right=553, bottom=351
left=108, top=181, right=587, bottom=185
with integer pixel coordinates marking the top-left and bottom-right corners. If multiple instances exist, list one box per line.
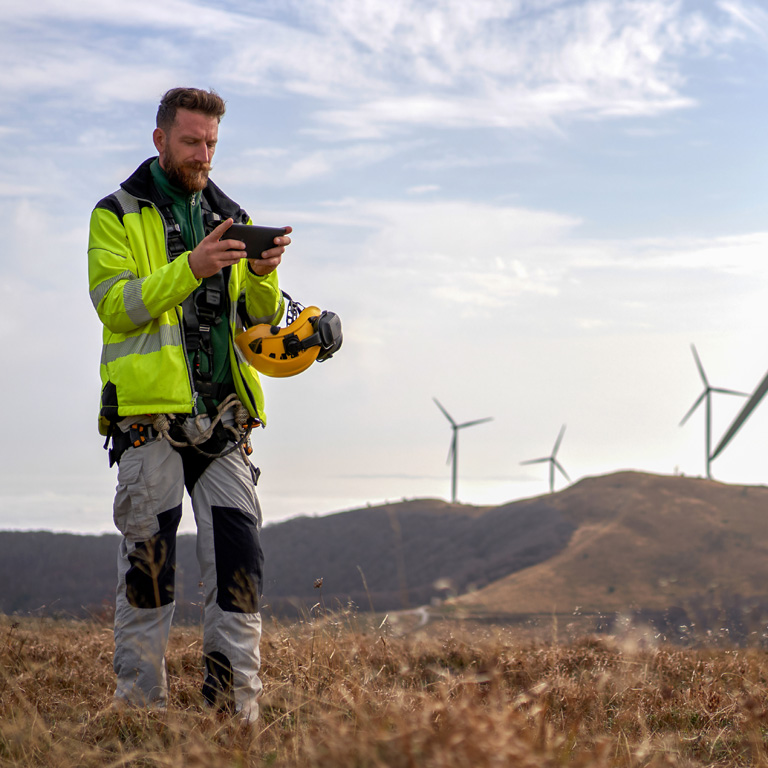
left=194, top=144, right=211, bottom=163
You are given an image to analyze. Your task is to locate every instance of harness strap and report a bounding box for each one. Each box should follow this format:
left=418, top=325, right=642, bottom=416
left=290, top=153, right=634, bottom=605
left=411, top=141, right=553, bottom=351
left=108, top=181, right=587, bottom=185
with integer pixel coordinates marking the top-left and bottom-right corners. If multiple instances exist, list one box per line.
left=158, top=200, right=232, bottom=413
left=159, top=197, right=223, bottom=262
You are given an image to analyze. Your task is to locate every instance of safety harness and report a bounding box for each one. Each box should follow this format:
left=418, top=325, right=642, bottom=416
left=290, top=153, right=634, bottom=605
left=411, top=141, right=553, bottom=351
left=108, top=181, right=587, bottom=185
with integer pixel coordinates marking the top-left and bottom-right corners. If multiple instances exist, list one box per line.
left=159, top=198, right=259, bottom=461
left=163, top=200, right=233, bottom=409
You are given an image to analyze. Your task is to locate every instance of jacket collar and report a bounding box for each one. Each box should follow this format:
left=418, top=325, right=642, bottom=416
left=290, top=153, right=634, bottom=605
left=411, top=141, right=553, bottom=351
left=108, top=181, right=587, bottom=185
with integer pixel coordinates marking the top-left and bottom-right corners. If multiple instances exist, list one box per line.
left=120, top=157, right=244, bottom=220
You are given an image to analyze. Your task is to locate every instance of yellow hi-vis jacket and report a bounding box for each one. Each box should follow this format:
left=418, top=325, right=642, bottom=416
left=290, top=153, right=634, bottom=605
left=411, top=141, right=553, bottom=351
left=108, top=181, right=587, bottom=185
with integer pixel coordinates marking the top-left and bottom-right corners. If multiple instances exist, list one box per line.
left=88, top=158, right=284, bottom=436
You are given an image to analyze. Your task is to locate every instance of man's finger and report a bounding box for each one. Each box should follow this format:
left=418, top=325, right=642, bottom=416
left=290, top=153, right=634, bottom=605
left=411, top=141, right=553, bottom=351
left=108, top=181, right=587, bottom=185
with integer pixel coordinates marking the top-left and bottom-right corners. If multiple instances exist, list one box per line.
left=220, top=237, right=246, bottom=252
left=211, top=218, right=234, bottom=240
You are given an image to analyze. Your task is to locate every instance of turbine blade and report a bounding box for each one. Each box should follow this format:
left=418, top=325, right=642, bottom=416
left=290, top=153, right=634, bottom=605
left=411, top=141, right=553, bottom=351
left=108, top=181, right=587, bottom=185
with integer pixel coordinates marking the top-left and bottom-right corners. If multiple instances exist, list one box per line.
left=679, top=392, right=706, bottom=426
left=712, top=369, right=768, bottom=460
left=711, top=387, right=749, bottom=398
left=446, top=433, right=456, bottom=465
left=433, top=397, right=456, bottom=427
left=691, top=344, right=709, bottom=386
left=520, top=457, right=548, bottom=466
left=457, top=417, right=493, bottom=429
left=554, top=460, right=571, bottom=482
left=553, top=424, right=567, bottom=456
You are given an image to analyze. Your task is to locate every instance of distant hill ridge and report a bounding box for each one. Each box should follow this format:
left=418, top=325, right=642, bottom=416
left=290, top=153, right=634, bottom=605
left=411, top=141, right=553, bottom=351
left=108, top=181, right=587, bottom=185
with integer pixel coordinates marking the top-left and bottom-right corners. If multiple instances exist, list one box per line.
left=458, top=471, right=768, bottom=617
left=1, top=472, right=767, bottom=622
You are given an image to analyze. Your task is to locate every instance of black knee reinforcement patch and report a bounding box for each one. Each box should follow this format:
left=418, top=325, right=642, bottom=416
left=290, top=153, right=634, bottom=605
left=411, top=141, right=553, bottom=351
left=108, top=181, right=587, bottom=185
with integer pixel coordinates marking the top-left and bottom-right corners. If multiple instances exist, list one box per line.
left=211, top=506, right=264, bottom=613
left=126, top=505, right=182, bottom=609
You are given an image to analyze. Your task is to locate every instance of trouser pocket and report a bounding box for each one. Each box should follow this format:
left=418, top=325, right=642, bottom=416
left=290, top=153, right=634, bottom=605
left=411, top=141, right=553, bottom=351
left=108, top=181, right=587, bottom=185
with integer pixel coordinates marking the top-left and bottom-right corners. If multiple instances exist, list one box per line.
left=113, top=439, right=183, bottom=542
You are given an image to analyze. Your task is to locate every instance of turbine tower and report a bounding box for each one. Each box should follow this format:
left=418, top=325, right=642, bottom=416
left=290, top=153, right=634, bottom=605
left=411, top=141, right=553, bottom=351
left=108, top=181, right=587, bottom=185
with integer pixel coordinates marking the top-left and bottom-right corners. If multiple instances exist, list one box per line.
left=433, top=398, right=492, bottom=504
left=679, top=343, right=747, bottom=479
left=520, top=424, right=570, bottom=493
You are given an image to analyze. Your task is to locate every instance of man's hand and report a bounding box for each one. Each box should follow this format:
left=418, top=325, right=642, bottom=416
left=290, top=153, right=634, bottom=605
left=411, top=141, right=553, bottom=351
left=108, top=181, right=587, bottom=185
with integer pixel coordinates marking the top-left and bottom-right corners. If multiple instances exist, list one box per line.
left=188, top=221, right=292, bottom=279
left=246, top=225, right=292, bottom=276
left=188, top=219, right=245, bottom=279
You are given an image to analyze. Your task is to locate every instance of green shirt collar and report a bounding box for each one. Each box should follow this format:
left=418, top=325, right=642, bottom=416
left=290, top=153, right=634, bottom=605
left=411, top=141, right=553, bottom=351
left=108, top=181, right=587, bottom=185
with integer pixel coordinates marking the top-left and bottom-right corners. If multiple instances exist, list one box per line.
left=150, top=157, right=202, bottom=208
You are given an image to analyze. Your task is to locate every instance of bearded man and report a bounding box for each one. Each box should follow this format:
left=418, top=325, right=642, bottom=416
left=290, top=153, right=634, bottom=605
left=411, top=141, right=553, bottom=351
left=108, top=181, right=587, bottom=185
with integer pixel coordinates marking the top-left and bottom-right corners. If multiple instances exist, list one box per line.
left=87, top=87, right=290, bottom=721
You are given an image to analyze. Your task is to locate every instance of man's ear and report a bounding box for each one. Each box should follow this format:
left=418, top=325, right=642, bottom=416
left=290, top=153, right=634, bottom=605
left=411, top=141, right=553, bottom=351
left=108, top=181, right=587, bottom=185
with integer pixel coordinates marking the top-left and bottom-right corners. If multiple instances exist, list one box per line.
left=152, top=127, right=165, bottom=156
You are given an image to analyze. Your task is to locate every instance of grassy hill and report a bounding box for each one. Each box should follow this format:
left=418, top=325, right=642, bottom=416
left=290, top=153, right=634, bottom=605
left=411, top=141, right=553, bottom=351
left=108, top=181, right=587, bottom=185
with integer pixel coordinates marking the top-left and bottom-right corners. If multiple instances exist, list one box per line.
left=260, top=495, right=575, bottom=614
left=3, top=471, right=768, bottom=633
left=456, top=471, right=768, bottom=619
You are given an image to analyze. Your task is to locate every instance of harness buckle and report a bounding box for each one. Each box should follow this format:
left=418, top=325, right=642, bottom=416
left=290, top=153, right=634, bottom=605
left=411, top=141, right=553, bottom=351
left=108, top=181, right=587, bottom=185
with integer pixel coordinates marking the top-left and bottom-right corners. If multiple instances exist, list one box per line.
left=128, top=423, right=158, bottom=448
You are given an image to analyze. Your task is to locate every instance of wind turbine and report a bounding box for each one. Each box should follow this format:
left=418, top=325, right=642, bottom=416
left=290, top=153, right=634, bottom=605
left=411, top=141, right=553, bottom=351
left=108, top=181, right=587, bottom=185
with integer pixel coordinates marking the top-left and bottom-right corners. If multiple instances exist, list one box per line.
left=520, top=424, right=570, bottom=493
left=712, top=367, right=768, bottom=464
left=679, top=343, right=748, bottom=479
left=433, top=398, right=493, bottom=504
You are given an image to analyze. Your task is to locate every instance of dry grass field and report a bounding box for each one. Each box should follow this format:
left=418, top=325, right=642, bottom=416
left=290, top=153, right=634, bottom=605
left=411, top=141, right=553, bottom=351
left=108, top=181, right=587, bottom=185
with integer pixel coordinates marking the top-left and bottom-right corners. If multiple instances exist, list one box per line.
left=2, top=610, right=768, bottom=767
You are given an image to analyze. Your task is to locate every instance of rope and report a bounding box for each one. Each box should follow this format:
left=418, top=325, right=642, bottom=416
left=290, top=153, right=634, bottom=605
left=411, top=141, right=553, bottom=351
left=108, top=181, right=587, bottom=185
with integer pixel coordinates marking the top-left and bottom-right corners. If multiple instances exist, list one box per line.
left=151, top=394, right=256, bottom=463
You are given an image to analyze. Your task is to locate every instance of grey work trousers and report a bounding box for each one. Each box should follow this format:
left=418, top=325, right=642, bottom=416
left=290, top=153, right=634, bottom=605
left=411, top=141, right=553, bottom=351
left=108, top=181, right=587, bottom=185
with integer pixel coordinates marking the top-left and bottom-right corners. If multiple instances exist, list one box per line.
left=111, top=416, right=264, bottom=720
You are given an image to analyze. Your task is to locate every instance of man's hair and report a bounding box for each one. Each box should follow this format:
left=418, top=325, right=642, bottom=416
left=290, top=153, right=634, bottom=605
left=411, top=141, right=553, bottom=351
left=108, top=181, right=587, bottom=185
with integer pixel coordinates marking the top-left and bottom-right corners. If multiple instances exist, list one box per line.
left=156, top=88, right=226, bottom=131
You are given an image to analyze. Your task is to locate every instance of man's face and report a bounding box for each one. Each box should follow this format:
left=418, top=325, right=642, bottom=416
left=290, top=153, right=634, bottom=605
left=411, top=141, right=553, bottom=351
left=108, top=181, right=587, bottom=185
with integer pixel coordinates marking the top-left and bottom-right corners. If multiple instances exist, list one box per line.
left=153, top=108, right=219, bottom=194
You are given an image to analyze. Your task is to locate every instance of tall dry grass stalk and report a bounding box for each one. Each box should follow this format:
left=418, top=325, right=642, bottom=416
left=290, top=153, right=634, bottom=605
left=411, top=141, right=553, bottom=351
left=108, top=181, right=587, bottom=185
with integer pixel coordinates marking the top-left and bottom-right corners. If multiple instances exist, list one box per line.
left=1, top=610, right=767, bottom=767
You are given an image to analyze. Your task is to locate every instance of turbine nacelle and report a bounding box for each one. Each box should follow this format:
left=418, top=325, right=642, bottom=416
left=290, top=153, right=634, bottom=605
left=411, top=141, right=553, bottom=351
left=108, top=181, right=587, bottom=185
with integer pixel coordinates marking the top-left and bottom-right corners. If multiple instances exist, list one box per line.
left=520, top=424, right=570, bottom=493
left=679, top=343, right=748, bottom=478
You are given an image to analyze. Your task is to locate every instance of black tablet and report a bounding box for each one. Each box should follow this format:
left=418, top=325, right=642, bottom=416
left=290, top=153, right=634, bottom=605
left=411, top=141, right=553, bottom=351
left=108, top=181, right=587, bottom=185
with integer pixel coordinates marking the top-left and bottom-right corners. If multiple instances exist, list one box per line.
left=223, top=224, right=287, bottom=259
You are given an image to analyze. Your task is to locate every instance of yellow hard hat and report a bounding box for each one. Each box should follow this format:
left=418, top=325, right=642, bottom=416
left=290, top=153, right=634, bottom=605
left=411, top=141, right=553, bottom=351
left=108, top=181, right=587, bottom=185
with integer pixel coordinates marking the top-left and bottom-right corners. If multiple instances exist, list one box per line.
left=235, top=298, right=342, bottom=378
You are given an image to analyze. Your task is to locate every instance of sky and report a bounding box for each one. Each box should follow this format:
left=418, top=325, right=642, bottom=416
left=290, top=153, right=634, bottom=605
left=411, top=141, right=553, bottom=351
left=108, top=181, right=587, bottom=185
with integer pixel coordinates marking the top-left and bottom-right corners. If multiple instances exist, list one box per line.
left=4, top=0, right=768, bottom=534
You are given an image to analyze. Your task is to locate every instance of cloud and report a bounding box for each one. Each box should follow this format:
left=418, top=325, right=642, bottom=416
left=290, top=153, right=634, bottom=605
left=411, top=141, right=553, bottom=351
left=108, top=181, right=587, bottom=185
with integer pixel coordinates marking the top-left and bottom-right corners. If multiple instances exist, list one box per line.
left=227, top=0, right=744, bottom=137
left=0, top=1, right=258, bottom=108
left=408, top=185, right=441, bottom=195
left=2, top=0, right=245, bottom=33
left=0, top=178, right=43, bottom=198
left=0, top=35, right=178, bottom=106
left=255, top=196, right=768, bottom=342
left=719, top=0, right=768, bottom=38
left=1, top=0, right=751, bottom=140
left=219, top=141, right=413, bottom=188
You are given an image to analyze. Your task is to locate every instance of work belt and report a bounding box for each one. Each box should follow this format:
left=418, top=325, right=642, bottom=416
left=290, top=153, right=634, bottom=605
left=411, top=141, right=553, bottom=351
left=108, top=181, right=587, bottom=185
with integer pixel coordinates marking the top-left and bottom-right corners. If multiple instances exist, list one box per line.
left=108, top=423, right=159, bottom=466
left=108, top=417, right=233, bottom=468
left=109, top=417, right=255, bottom=494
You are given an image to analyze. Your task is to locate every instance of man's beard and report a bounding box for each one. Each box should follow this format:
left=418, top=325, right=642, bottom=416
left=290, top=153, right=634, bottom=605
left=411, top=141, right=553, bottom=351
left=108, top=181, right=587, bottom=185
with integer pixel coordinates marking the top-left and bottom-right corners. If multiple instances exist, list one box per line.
left=164, top=149, right=211, bottom=194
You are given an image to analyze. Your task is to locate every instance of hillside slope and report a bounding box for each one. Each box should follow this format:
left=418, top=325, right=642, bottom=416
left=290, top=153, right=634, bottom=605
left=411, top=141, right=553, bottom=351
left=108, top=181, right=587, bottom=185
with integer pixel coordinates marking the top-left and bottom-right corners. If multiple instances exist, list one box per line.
left=457, top=471, right=768, bottom=615
left=262, top=496, right=575, bottom=613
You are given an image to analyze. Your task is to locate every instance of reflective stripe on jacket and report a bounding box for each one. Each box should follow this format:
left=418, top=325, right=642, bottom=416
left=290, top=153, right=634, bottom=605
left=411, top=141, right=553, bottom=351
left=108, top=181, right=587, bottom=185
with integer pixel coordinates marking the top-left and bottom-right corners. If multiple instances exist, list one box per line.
left=88, top=158, right=283, bottom=435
